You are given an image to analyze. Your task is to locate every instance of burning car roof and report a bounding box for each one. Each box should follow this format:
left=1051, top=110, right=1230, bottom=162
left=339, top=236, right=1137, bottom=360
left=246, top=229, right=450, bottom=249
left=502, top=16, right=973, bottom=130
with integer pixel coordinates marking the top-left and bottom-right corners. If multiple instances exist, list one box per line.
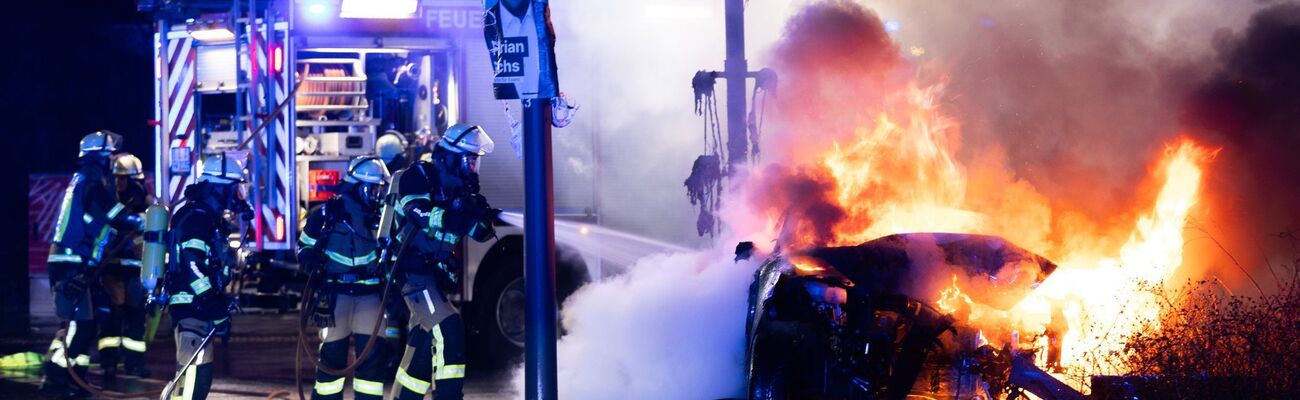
left=794, top=233, right=1058, bottom=309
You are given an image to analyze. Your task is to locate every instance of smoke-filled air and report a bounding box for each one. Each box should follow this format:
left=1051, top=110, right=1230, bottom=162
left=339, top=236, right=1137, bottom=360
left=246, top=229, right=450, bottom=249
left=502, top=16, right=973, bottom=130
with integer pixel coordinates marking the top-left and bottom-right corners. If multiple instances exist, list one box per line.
left=516, top=0, right=1300, bottom=398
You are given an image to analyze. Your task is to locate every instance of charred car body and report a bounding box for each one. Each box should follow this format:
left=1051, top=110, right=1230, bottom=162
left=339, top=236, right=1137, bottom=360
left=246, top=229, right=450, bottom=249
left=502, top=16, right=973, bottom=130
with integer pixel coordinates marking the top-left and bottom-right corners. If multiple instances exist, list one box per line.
left=745, top=233, right=1075, bottom=399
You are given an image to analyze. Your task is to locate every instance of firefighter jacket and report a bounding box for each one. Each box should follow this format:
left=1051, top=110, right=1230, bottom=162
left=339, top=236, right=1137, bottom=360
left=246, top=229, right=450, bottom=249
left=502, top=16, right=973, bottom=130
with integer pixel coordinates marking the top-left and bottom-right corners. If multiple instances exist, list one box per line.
left=47, top=164, right=141, bottom=266
left=391, top=161, right=495, bottom=283
left=106, top=180, right=149, bottom=274
left=164, top=190, right=235, bottom=323
left=298, top=189, right=384, bottom=296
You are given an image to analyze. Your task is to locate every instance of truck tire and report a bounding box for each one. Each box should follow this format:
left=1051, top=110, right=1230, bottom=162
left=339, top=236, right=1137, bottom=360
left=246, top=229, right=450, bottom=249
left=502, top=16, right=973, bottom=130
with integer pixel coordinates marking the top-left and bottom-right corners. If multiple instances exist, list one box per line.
left=470, top=238, right=587, bottom=368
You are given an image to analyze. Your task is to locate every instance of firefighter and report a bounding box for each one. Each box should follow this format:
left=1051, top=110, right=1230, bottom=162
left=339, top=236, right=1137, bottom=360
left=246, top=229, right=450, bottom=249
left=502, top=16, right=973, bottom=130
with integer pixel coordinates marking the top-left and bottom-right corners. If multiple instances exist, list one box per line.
left=42, top=131, right=143, bottom=399
left=376, top=131, right=411, bottom=173
left=164, top=153, right=252, bottom=400
left=297, top=156, right=391, bottom=400
left=388, top=124, right=499, bottom=400
left=96, top=153, right=152, bottom=379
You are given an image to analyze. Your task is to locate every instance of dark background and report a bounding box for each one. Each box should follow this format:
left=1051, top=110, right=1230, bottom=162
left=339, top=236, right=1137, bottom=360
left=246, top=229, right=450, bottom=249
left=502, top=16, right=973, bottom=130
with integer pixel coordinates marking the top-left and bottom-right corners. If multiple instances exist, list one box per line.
left=2, top=0, right=154, bottom=334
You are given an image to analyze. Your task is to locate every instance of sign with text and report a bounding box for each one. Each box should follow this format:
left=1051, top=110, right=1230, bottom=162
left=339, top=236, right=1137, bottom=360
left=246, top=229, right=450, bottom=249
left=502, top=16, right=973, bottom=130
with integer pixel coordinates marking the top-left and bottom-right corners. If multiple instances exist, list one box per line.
left=294, top=0, right=484, bottom=36
left=483, top=0, right=559, bottom=99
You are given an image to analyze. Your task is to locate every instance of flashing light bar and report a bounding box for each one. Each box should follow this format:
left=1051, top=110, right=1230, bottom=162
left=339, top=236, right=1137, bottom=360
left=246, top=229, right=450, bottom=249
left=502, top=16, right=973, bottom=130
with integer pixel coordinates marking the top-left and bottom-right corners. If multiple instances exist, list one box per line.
left=339, top=0, right=418, bottom=19
left=307, top=2, right=329, bottom=15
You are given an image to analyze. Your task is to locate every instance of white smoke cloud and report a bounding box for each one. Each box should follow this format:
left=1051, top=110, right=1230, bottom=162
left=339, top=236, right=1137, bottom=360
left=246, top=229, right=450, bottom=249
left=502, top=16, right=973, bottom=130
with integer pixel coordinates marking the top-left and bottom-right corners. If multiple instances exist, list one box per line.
left=512, top=248, right=761, bottom=399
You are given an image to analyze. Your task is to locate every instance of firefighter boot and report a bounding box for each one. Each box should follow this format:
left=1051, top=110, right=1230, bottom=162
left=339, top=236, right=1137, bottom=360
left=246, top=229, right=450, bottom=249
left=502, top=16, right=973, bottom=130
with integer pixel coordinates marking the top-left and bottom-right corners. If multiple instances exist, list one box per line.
left=313, top=339, right=348, bottom=400
left=391, top=327, right=433, bottom=400
left=122, top=305, right=150, bottom=377
left=431, top=315, right=466, bottom=400
left=352, top=334, right=386, bottom=400
left=173, top=363, right=214, bottom=400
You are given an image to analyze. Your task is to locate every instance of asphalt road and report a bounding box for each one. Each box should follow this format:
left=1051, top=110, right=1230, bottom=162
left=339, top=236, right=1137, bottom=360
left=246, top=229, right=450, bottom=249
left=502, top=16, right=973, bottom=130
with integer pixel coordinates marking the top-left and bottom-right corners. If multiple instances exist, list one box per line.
left=0, top=314, right=516, bottom=399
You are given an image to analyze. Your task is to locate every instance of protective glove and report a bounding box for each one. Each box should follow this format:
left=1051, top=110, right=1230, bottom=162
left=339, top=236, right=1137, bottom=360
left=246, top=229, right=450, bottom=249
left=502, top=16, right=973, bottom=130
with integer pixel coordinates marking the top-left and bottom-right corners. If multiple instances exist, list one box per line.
left=62, top=273, right=91, bottom=298
left=470, top=193, right=491, bottom=210
left=212, top=318, right=231, bottom=340
left=298, top=249, right=325, bottom=274
left=312, top=291, right=337, bottom=328
left=455, top=194, right=499, bottom=219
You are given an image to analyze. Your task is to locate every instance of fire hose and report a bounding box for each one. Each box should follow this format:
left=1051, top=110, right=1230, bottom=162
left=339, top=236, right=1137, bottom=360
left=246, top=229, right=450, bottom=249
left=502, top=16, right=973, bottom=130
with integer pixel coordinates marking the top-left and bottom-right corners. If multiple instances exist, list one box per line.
left=292, top=229, right=412, bottom=400
left=56, top=318, right=291, bottom=400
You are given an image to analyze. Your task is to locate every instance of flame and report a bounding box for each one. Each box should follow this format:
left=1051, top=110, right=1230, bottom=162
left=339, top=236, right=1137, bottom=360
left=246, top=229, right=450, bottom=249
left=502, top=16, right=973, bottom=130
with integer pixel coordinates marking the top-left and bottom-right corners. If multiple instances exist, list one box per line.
left=1018, top=139, right=1218, bottom=380
left=976, top=329, right=989, bottom=347
left=756, top=74, right=1218, bottom=388
left=936, top=274, right=973, bottom=314
left=790, top=256, right=828, bottom=274
left=821, top=83, right=981, bottom=246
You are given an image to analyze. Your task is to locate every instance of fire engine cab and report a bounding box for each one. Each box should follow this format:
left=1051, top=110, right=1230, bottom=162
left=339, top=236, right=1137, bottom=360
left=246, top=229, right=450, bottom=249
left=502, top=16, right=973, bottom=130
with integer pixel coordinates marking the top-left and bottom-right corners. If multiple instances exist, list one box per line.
left=139, top=0, right=598, bottom=365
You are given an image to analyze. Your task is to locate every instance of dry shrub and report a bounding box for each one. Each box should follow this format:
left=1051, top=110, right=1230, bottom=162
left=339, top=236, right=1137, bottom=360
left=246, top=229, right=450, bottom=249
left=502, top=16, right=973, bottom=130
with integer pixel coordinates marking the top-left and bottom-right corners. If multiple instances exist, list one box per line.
left=1120, top=236, right=1300, bottom=398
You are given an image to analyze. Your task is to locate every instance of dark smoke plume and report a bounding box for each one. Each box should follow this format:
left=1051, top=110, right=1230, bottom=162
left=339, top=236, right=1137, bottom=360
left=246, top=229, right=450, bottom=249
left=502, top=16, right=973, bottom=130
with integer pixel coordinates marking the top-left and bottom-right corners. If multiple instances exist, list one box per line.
left=1185, top=1, right=1300, bottom=233
left=1179, top=2, right=1300, bottom=289
left=746, top=164, right=845, bottom=249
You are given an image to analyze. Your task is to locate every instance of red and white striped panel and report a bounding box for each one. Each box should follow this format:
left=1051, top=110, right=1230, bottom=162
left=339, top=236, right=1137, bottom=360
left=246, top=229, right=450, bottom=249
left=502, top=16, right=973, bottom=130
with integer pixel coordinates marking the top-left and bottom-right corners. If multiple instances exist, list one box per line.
left=157, top=34, right=198, bottom=207
left=249, top=25, right=294, bottom=250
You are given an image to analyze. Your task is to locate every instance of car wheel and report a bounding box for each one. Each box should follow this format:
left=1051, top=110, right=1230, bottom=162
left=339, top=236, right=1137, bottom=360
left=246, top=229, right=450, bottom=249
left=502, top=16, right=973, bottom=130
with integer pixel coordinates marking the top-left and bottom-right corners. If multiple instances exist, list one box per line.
left=748, top=330, right=794, bottom=400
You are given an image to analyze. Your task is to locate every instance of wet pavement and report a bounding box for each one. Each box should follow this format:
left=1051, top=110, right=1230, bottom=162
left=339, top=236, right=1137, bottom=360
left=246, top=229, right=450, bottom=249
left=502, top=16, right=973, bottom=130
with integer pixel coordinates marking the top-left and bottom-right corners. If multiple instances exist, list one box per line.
left=0, top=314, right=515, bottom=399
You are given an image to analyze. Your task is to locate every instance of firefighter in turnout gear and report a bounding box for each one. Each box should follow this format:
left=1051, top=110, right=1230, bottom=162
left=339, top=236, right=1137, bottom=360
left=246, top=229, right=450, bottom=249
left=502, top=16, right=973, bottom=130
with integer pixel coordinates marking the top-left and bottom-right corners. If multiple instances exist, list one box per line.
left=164, top=153, right=252, bottom=400
left=388, top=124, right=499, bottom=400
left=298, top=156, right=391, bottom=400
left=42, top=131, right=143, bottom=399
left=96, top=153, right=152, bottom=379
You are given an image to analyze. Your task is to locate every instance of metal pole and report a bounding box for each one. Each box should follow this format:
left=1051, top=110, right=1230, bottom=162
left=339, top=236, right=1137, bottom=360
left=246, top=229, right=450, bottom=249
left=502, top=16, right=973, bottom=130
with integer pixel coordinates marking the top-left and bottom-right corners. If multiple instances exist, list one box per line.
left=523, top=98, right=558, bottom=400
left=724, top=0, right=748, bottom=167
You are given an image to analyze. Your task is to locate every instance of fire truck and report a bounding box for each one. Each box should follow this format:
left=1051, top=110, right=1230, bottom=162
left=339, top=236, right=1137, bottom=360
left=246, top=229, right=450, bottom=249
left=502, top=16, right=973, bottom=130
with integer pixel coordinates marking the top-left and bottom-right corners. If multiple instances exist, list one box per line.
left=138, top=0, right=598, bottom=365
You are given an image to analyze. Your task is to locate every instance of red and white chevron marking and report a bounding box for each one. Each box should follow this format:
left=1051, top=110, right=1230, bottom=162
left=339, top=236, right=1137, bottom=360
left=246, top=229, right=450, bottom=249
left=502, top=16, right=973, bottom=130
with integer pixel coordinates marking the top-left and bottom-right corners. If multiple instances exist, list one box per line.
left=250, top=26, right=293, bottom=249
left=158, top=35, right=197, bottom=207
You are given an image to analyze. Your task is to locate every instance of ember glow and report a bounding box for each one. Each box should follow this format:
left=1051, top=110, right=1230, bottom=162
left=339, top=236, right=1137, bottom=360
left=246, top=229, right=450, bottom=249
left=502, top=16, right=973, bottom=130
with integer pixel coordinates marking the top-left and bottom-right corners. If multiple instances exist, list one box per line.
left=935, top=274, right=973, bottom=315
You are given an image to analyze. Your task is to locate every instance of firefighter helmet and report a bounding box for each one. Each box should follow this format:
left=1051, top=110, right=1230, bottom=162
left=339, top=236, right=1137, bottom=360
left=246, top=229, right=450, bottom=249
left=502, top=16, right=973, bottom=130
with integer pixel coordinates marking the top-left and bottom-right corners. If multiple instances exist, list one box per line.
left=344, top=156, right=391, bottom=185
left=376, top=131, right=408, bottom=164
left=79, top=130, right=121, bottom=157
left=112, top=153, right=145, bottom=179
left=438, top=124, right=494, bottom=156
left=199, top=153, right=246, bottom=183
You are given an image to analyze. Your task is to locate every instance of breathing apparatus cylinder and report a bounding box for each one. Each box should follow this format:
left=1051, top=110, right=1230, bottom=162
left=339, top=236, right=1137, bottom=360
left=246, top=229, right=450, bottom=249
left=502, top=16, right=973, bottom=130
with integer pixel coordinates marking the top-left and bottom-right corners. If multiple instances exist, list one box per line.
left=141, top=203, right=170, bottom=293
left=376, top=169, right=404, bottom=241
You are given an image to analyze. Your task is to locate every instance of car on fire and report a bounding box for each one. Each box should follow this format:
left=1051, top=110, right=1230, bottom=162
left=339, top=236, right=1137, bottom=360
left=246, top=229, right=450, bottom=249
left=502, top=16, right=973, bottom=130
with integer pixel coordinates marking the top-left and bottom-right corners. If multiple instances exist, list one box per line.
left=744, top=233, right=1069, bottom=400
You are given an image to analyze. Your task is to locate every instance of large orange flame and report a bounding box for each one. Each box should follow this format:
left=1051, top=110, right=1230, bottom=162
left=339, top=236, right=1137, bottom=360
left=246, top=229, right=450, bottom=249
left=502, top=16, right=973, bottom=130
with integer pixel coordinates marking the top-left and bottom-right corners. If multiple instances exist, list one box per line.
left=1016, top=139, right=1218, bottom=383
left=759, top=77, right=1217, bottom=390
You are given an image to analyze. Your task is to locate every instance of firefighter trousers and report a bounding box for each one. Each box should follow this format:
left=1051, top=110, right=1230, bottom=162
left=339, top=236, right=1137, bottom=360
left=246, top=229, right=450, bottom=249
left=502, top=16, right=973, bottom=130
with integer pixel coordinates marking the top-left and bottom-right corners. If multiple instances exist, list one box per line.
left=98, top=269, right=148, bottom=372
left=171, top=318, right=219, bottom=400
left=42, top=261, right=98, bottom=390
left=314, top=293, right=386, bottom=400
left=390, top=274, right=465, bottom=400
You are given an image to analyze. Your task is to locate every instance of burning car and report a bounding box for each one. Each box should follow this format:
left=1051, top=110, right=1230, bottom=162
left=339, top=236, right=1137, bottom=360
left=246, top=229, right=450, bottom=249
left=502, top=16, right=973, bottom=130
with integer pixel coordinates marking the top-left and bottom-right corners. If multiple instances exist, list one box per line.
left=744, top=232, right=1082, bottom=399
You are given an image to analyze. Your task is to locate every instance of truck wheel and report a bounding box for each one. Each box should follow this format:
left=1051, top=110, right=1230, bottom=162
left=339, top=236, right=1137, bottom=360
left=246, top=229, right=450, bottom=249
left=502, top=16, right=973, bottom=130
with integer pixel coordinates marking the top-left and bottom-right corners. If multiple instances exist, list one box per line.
left=494, top=276, right=527, bottom=348
left=471, top=243, right=587, bottom=368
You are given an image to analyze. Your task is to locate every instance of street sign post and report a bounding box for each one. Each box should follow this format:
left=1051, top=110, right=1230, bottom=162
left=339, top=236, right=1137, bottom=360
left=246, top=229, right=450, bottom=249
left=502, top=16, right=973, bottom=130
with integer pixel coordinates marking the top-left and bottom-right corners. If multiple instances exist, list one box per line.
left=484, top=1, right=560, bottom=399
